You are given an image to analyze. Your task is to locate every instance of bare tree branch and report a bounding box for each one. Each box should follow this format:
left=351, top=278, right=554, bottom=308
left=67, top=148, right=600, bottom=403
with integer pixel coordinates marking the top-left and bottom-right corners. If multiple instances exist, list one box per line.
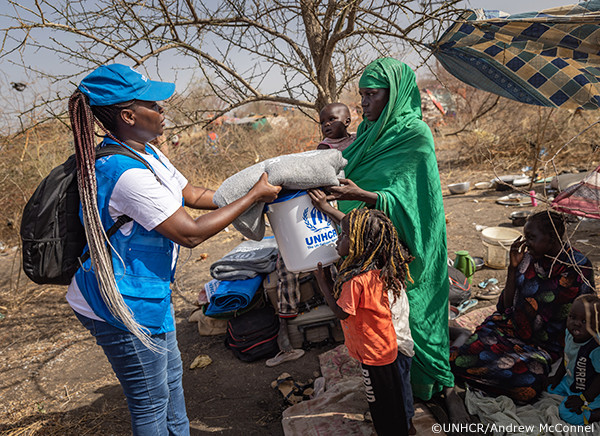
left=1, top=0, right=465, bottom=130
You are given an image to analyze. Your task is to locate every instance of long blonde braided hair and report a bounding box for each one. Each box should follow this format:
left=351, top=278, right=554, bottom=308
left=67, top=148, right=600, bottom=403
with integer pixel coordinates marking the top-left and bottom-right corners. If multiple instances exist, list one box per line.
left=69, top=90, right=159, bottom=352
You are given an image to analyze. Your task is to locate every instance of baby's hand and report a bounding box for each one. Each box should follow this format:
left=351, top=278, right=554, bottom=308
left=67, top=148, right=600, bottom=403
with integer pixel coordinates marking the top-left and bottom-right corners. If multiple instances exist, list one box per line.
left=565, top=394, right=585, bottom=413
left=547, top=374, right=561, bottom=390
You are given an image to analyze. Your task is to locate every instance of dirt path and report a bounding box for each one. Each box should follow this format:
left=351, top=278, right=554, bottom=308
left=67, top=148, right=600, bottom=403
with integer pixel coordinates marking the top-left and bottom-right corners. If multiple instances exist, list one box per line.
left=2, top=157, right=599, bottom=435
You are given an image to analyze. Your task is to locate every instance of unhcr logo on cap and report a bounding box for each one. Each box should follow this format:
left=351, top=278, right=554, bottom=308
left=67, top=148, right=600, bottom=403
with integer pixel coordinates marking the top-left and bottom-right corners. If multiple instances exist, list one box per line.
left=128, top=66, right=148, bottom=82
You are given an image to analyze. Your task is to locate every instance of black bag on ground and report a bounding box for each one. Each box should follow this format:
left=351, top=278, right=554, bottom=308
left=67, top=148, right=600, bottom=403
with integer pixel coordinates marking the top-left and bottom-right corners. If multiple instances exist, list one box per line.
left=225, top=306, right=279, bottom=362
left=20, top=145, right=157, bottom=285
left=448, top=265, right=471, bottom=306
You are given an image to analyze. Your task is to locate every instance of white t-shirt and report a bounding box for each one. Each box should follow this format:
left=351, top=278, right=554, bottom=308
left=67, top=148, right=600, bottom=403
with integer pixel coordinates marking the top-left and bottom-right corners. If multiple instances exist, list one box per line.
left=389, top=289, right=415, bottom=357
left=66, top=145, right=188, bottom=321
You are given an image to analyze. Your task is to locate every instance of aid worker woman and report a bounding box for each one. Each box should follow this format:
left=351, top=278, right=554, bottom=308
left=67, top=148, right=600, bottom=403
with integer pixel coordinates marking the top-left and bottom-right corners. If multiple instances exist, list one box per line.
left=65, top=64, right=280, bottom=435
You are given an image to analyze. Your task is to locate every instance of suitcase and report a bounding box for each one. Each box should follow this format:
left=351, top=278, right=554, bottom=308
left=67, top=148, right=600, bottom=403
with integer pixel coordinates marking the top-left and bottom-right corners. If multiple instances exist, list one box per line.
left=286, top=304, right=344, bottom=350
left=263, top=270, right=322, bottom=314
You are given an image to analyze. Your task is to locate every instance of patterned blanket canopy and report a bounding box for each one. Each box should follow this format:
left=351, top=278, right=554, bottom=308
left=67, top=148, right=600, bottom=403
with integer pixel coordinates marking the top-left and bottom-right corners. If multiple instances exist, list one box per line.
left=552, top=166, right=600, bottom=219
left=429, top=1, right=600, bottom=110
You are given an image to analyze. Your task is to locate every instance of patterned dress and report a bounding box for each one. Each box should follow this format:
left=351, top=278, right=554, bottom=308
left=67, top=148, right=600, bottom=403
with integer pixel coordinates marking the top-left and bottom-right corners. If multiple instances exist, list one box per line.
left=450, top=248, right=595, bottom=403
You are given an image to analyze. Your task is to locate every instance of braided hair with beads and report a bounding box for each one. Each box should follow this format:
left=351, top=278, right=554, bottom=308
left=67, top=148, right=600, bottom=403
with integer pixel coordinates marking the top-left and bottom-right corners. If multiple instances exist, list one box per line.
left=68, top=90, right=159, bottom=351
left=333, top=208, right=414, bottom=300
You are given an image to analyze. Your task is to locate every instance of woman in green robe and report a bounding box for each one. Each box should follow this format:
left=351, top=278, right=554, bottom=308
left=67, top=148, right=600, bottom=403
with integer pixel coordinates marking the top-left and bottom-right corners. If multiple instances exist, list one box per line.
left=327, top=58, right=454, bottom=403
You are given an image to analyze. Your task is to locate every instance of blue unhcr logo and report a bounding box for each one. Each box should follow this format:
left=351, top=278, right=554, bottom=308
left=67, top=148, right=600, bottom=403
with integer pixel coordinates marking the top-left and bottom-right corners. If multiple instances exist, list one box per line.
left=302, top=207, right=337, bottom=248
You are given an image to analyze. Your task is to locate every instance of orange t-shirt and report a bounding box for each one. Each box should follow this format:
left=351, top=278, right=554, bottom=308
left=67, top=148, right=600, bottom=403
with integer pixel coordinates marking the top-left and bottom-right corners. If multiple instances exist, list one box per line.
left=336, top=269, right=398, bottom=366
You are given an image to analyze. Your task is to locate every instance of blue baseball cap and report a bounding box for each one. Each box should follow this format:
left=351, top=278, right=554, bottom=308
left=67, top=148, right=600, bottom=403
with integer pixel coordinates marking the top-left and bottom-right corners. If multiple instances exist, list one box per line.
left=78, top=64, right=175, bottom=106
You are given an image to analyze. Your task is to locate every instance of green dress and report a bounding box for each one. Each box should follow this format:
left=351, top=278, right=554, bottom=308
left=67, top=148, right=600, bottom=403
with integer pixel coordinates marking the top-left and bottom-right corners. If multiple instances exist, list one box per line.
left=340, top=58, right=453, bottom=400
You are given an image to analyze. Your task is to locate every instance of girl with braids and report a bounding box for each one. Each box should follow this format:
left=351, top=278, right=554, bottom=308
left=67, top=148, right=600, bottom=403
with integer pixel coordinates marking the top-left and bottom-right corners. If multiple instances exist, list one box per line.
left=309, top=189, right=415, bottom=436
left=65, top=64, right=280, bottom=435
left=548, top=294, right=600, bottom=426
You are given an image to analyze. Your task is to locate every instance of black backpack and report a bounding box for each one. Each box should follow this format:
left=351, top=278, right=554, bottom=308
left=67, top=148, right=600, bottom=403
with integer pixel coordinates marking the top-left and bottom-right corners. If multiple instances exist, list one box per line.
left=20, top=144, right=158, bottom=285
left=225, top=306, right=280, bottom=362
left=448, top=265, right=472, bottom=306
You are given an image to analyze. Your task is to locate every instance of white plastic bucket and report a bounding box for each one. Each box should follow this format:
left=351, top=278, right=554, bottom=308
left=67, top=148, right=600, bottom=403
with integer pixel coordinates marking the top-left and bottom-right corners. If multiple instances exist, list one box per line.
left=480, top=227, right=522, bottom=269
left=266, top=190, right=339, bottom=273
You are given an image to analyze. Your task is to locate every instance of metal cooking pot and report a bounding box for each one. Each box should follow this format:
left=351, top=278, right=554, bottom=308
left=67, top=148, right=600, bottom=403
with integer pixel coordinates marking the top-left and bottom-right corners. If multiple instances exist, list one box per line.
left=509, top=211, right=530, bottom=226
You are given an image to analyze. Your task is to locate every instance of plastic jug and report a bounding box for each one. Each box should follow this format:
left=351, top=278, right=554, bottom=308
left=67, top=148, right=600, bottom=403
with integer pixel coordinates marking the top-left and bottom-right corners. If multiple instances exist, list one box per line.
left=454, top=250, right=475, bottom=283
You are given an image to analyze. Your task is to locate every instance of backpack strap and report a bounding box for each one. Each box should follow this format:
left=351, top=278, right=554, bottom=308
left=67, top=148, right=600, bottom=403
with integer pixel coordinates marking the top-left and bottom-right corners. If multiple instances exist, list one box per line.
left=95, top=143, right=162, bottom=184
left=79, top=214, right=132, bottom=264
left=78, top=144, right=163, bottom=264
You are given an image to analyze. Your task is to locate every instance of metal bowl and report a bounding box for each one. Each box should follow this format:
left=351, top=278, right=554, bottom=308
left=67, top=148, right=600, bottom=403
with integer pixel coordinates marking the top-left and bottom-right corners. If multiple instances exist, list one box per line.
left=493, top=175, right=520, bottom=191
left=448, top=182, right=470, bottom=195
left=473, top=256, right=484, bottom=270
left=510, top=211, right=530, bottom=226
left=513, top=177, right=532, bottom=187
left=474, top=181, right=493, bottom=190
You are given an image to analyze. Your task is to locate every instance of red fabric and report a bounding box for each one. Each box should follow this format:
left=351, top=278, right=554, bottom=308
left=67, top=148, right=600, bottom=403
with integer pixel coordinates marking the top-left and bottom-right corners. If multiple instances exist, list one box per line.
left=336, top=270, right=398, bottom=366
left=317, top=133, right=356, bottom=152
left=552, top=167, right=600, bottom=219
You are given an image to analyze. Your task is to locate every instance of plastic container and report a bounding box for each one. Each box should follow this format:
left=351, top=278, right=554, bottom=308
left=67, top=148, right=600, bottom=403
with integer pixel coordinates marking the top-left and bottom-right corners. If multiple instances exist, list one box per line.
left=266, top=190, right=339, bottom=273
left=480, top=227, right=521, bottom=269
left=529, top=190, right=538, bottom=207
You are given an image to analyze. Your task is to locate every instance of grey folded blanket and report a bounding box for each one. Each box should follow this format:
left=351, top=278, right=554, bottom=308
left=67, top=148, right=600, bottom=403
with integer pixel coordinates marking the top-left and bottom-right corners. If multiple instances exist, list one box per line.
left=210, top=237, right=279, bottom=281
left=213, top=149, right=347, bottom=240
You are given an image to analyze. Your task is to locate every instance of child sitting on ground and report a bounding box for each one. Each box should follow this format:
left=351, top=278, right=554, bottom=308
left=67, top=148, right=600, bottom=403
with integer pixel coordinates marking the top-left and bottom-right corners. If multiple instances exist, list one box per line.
left=548, top=294, right=600, bottom=425
left=308, top=189, right=415, bottom=436
left=317, top=102, right=356, bottom=151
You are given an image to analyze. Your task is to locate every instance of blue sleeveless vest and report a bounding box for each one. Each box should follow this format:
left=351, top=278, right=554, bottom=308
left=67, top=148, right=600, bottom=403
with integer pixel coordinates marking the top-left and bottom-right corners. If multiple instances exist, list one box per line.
left=75, top=139, right=178, bottom=334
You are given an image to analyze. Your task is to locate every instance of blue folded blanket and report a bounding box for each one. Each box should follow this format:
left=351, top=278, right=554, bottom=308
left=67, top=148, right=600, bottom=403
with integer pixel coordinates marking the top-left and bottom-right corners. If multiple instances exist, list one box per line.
left=204, top=276, right=263, bottom=316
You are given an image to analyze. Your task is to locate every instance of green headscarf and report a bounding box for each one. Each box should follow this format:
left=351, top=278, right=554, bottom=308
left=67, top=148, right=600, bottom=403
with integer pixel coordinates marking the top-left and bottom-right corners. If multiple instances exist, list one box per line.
left=341, top=58, right=453, bottom=400
left=346, top=58, right=423, bottom=169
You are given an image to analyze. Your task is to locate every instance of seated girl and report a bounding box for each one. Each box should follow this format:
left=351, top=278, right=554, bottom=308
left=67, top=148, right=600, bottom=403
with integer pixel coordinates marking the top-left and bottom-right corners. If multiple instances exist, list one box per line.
left=450, top=211, right=595, bottom=403
left=548, top=294, right=600, bottom=425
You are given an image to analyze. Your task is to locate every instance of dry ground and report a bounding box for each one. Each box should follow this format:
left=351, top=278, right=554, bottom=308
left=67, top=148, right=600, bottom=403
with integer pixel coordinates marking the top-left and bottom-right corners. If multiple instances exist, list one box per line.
left=2, top=146, right=600, bottom=435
